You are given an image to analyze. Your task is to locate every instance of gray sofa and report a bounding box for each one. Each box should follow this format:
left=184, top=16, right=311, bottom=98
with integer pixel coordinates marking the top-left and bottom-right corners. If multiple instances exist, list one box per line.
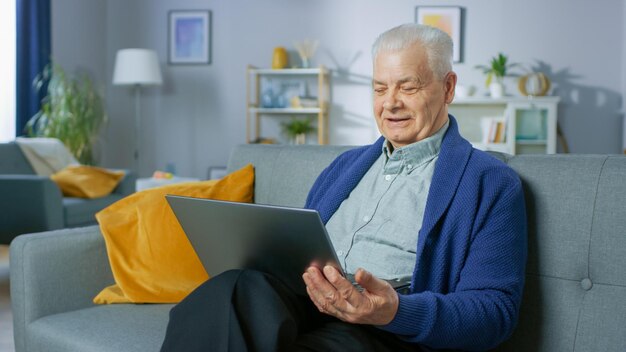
left=10, top=144, right=626, bottom=351
left=0, top=142, right=136, bottom=244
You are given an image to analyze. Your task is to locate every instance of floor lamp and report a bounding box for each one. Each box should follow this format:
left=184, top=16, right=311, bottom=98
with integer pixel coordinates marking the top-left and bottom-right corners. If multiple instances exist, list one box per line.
left=112, top=48, right=163, bottom=176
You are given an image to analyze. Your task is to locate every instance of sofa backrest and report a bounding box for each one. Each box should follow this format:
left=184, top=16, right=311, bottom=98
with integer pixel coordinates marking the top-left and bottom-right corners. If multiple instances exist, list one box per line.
left=0, top=142, right=35, bottom=174
left=228, top=144, right=626, bottom=351
left=496, top=154, right=626, bottom=351
left=227, top=144, right=351, bottom=207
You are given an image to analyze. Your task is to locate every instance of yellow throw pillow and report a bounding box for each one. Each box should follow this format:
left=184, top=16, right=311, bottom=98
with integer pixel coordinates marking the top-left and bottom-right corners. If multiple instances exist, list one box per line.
left=51, top=165, right=125, bottom=198
left=94, top=164, right=255, bottom=304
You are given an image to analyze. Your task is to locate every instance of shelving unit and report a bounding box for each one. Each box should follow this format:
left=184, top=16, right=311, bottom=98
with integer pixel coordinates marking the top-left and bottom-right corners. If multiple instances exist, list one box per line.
left=449, top=96, right=560, bottom=154
left=246, top=65, right=330, bottom=144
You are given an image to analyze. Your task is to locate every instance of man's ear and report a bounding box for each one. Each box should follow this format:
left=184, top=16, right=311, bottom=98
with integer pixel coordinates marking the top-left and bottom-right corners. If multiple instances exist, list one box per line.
left=444, top=72, right=457, bottom=104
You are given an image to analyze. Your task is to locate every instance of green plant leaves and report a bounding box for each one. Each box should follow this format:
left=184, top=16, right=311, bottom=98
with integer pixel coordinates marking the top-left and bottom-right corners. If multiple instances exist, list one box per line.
left=474, top=52, right=519, bottom=87
left=280, top=118, right=315, bottom=137
left=25, top=64, right=107, bottom=165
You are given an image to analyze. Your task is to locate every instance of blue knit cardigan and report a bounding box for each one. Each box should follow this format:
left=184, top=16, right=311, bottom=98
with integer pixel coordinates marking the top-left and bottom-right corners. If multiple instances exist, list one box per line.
left=305, top=116, right=527, bottom=351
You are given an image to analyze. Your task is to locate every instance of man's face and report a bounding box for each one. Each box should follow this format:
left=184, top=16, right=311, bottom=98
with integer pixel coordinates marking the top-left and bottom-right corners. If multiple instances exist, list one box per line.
left=373, top=44, right=456, bottom=149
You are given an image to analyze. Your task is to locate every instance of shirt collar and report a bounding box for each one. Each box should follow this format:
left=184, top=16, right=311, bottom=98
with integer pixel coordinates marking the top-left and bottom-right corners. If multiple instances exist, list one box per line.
left=381, top=120, right=449, bottom=174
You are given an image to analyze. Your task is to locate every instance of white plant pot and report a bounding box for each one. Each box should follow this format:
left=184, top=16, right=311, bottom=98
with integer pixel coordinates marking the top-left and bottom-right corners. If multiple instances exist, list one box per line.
left=489, top=82, right=505, bottom=99
left=294, top=133, right=306, bottom=145
left=455, top=85, right=476, bottom=99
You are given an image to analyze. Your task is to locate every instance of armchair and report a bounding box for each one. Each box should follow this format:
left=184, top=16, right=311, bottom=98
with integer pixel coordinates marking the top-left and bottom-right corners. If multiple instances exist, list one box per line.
left=0, top=142, right=135, bottom=244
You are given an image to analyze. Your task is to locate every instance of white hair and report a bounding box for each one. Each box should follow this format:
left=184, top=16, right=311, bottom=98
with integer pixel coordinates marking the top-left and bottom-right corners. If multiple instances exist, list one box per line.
left=372, top=24, right=453, bottom=80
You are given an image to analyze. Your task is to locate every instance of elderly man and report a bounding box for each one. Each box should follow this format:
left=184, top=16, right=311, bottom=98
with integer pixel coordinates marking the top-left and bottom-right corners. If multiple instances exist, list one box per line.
left=161, top=24, right=527, bottom=352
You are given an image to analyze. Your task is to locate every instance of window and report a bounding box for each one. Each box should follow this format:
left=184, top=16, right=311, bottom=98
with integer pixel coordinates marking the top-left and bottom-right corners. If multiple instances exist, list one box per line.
left=0, top=0, right=16, bottom=142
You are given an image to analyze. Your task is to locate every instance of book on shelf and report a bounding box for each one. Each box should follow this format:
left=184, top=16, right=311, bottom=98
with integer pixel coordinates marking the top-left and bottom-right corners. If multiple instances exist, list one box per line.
left=480, top=116, right=507, bottom=144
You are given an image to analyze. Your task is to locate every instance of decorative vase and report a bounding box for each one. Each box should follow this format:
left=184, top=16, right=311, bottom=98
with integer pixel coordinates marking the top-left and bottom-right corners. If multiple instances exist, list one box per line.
left=261, top=89, right=274, bottom=108
left=489, top=81, right=505, bottom=99
left=301, top=57, right=310, bottom=69
left=455, top=84, right=477, bottom=99
left=294, top=39, right=319, bottom=69
left=274, top=94, right=287, bottom=108
left=294, top=133, right=306, bottom=145
left=272, top=47, right=288, bottom=69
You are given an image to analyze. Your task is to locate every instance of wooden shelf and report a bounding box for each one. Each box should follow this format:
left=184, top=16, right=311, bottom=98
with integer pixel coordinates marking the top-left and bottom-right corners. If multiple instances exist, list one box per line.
left=246, top=65, right=330, bottom=145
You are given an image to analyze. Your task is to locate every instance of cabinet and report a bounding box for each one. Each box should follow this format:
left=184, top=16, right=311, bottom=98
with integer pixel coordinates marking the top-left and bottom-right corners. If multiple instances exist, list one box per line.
left=449, top=96, right=560, bottom=154
left=246, top=65, right=330, bottom=144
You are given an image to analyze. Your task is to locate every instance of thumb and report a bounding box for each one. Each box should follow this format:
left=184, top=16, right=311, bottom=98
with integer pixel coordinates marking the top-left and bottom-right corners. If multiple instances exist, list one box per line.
left=354, top=268, right=388, bottom=293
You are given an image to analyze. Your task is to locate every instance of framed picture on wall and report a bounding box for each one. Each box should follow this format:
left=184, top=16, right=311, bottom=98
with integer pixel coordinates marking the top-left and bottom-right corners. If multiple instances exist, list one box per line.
left=415, top=6, right=463, bottom=63
left=168, top=10, right=212, bottom=65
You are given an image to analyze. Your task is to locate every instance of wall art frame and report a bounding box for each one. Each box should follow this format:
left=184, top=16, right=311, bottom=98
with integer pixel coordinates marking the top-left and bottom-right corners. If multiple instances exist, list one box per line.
left=168, top=10, right=212, bottom=65
left=415, top=6, right=464, bottom=63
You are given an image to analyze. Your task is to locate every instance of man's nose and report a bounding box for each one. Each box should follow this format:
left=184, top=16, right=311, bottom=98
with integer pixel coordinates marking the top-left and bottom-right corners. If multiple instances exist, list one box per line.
left=382, top=91, right=402, bottom=110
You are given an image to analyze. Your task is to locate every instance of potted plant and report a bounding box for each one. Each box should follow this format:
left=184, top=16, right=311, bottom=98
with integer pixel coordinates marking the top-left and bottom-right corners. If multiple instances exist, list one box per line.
left=475, top=53, right=519, bottom=98
left=26, top=64, right=107, bottom=165
left=281, top=118, right=315, bottom=145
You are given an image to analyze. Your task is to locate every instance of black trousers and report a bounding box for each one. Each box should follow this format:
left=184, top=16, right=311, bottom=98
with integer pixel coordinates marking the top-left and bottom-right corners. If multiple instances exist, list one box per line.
left=160, top=269, right=426, bottom=352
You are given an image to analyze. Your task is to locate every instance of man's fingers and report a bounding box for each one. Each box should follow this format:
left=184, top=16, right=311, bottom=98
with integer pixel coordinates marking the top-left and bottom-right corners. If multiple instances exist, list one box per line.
left=304, top=267, right=334, bottom=292
left=323, top=266, right=355, bottom=297
left=322, top=265, right=366, bottom=308
left=303, top=266, right=363, bottom=317
left=303, top=266, right=399, bottom=325
left=355, top=268, right=389, bottom=293
left=305, top=285, right=329, bottom=314
left=303, top=267, right=339, bottom=304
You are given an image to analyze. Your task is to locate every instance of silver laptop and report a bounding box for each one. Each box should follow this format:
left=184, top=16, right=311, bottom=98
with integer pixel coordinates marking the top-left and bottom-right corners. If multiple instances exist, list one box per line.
left=166, top=195, right=410, bottom=295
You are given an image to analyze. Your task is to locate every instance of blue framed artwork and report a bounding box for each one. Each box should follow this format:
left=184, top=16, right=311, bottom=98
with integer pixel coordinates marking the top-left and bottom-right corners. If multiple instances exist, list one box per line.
left=168, top=10, right=211, bottom=65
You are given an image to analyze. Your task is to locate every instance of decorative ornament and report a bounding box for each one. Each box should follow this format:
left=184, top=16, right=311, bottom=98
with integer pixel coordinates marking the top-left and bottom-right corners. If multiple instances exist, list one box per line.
left=293, top=40, right=319, bottom=68
left=518, top=72, right=551, bottom=96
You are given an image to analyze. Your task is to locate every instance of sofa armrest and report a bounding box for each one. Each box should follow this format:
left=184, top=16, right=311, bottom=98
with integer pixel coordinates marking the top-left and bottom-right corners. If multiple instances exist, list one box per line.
left=0, top=175, right=64, bottom=244
left=10, top=226, right=114, bottom=352
left=110, top=169, right=136, bottom=196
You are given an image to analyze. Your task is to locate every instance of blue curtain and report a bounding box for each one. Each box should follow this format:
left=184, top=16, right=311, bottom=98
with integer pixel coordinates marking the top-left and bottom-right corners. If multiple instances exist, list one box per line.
left=16, top=0, right=51, bottom=137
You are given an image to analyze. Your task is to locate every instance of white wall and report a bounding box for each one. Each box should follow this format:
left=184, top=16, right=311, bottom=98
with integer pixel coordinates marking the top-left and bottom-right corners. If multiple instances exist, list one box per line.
left=52, top=0, right=107, bottom=93
left=51, top=0, right=107, bottom=159
left=53, top=0, right=626, bottom=177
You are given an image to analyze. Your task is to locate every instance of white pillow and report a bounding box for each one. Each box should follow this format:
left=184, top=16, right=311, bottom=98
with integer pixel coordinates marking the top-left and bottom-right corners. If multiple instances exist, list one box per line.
left=15, top=137, right=79, bottom=176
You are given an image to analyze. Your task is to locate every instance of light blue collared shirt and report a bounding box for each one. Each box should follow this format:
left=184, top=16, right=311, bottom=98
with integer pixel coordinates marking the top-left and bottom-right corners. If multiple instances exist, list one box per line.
left=326, top=120, right=449, bottom=279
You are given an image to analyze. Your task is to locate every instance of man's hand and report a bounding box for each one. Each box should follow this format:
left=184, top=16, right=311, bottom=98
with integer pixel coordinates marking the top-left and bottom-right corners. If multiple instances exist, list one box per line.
left=302, top=265, right=399, bottom=325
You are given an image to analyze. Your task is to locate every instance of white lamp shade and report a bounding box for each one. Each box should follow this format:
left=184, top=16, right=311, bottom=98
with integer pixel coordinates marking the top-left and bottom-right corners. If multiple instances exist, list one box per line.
left=112, top=48, right=163, bottom=86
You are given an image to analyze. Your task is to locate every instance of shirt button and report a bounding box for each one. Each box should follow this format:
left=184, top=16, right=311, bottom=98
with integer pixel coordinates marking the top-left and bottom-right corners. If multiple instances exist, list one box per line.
left=363, top=216, right=370, bottom=222
left=385, top=175, right=392, bottom=181
left=337, top=250, right=344, bottom=256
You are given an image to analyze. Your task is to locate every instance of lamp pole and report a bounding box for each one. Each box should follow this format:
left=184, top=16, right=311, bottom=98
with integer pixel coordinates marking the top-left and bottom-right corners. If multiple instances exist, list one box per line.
left=134, top=84, right=142, bottom=175
left=112, top=48, right=162, bottom=177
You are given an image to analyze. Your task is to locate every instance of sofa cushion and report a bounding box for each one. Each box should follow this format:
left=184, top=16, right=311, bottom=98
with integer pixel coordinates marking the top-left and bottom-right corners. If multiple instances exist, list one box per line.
left=63, top=195, right=124, bottom=227
left=27, top=304, right=173, bottom=352
left=15, top=137, right=79, bottom=176
left=51, top=165, right=125, bottom=198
